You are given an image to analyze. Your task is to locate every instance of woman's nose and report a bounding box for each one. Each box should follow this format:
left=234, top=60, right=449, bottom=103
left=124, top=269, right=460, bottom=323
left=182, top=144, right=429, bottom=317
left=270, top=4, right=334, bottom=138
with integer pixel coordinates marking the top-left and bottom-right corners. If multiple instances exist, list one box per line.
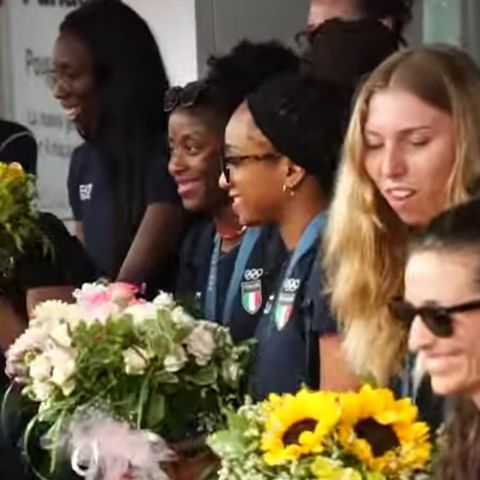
left=408, top=315, right=436, bottom=353
left=52, top=78, right=68, bottom=101
left=381, top=144, right=408, bottom=179
left=218, top=170, right=230, bottom=190
left=168, top=148, right=186, bottom=175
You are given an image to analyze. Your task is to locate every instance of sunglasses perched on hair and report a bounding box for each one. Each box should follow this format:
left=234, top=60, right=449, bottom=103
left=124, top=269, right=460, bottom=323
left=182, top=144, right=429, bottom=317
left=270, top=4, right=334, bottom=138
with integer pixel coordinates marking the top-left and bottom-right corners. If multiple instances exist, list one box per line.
left=388, top=296, right=480, bottom=338
left=163, top=81, right=209, bottom=112
left=220, top=152, right=283, bottom=183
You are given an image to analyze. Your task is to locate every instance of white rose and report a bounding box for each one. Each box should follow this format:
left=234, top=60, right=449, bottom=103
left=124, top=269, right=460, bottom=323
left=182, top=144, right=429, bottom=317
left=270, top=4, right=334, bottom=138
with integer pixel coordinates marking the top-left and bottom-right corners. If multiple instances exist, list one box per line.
left=171, top=306, right=195, bottom=328
left=59, top=379, right=76, bottom=397
left=30, top=300, right=72, bottom=328
left=185, top=324, right=216, bottom=366
left=124, top=303, right=157, bottom=325
left=153, top=291, right=175, bottom=309
left=51, top=360, right=76, bottom=388
left=29, top=354, right=52, bottom=381
left=31, top=381, right=54, bottom=402
left=163, top=345, right=187, bottom=372
left=50, top=323, right=72, bottom=348
left=47, top=347, right=76, bottom=393
left=123, top=347, right=150, bottom=375
left=8, top=326, right=49, bottom=361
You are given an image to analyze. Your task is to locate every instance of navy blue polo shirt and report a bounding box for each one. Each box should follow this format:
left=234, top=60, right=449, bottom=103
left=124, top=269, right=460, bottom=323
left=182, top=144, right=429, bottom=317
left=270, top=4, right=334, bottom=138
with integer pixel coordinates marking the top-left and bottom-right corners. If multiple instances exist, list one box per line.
left=250, top=242, right=337, bottom=400
left=67, top=142, right=180, bottom=279
left=175, top=222, right=287, bottom=342
left=175, top=219, right=237, bottom=320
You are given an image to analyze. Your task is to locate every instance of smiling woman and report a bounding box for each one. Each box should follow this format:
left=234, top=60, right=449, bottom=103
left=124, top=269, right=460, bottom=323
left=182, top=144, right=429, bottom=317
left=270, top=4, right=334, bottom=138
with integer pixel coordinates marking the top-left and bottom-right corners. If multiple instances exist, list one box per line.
left=167, top=41, right=299, bottom=341
left=52, top=0, right=184, bottom=293
left=219, top=72, right=358, bottom=400
left=363, top=87, right=456, bottom=226
left=403, top=198, right=480, bottom=479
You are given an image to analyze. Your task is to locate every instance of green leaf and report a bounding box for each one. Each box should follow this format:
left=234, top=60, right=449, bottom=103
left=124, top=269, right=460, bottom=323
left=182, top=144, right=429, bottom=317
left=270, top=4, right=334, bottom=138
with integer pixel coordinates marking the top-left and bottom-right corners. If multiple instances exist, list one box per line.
left=207, top=430, right=248, bottom=458
left=145, top=392, right=165, bottom=428
left=226, top=408, right=250, bottom=432
left=154, top=371, right=179, bottom=384
left=136, top=373, right=151, bottom=428
left=185, top=363, right=218, bottom=386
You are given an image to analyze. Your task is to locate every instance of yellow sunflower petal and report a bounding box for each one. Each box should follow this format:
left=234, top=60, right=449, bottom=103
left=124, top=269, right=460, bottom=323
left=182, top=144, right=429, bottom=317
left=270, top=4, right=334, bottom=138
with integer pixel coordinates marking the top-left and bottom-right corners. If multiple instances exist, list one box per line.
left=337, top=386, right=431, bottom=476
left=261, top=389, right=340, bottom=465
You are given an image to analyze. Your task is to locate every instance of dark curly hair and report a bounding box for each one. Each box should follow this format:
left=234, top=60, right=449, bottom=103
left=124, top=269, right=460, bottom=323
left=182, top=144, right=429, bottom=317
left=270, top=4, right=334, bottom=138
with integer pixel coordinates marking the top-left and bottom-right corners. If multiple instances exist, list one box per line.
left=166, top=40, right=300, bottom=129
left=60, top=0, right=169, bottom=275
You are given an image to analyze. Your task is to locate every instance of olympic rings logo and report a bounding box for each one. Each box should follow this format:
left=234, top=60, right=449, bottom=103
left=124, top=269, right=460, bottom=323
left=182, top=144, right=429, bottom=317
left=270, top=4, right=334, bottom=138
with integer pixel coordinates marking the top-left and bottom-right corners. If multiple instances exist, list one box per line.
left=283, top=278, right=300, bottom=293
left=244, top=269, right=264, bottom=281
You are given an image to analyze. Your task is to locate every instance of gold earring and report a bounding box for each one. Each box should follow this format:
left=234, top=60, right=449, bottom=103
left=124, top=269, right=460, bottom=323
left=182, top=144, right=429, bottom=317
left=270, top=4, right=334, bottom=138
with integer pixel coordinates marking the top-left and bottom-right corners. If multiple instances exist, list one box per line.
left=282, top=183, right=295, bottom=197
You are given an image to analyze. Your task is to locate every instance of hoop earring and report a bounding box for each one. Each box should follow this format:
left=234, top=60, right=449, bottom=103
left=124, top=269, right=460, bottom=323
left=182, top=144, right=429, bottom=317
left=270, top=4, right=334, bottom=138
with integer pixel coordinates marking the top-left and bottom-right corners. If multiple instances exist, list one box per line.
left=282, top=183, right=295, bottom=197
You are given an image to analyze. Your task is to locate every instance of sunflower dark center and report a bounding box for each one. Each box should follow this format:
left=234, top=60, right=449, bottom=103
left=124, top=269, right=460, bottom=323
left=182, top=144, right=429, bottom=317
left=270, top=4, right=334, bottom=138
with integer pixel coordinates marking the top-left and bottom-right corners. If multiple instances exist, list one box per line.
left=282, top=419, right=318, bottom=446
left=354, top=418, right=400, bottom=457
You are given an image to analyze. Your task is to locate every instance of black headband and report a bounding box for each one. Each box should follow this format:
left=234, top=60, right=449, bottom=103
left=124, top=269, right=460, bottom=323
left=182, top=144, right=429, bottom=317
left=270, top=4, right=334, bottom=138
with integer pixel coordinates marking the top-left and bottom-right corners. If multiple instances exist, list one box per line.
left=246, top=72, right=348, bottom=195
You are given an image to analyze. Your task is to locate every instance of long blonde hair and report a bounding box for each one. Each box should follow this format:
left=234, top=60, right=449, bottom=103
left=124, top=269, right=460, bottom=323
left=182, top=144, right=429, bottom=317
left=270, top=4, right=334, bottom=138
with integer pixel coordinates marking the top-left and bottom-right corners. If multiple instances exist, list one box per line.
left=323, top=45, right=480, bottom=384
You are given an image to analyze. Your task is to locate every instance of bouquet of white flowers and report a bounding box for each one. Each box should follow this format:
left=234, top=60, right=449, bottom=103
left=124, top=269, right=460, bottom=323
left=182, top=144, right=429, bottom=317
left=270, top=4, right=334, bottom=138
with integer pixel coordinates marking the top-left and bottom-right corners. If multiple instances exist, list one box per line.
left=6, top=282, right=252, bottom=480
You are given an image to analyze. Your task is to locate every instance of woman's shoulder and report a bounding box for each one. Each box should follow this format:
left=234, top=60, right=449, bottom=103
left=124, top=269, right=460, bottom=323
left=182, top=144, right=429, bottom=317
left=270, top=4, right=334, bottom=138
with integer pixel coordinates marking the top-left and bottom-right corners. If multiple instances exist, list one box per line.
left=71, top=142, right=98, bottom=163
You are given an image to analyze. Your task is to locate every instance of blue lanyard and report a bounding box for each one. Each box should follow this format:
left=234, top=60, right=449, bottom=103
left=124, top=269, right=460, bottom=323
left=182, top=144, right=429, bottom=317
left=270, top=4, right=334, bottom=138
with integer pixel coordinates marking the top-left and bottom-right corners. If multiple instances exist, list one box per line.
left=204, top=235, right=221, bottom=320
left=271, top=212, right=327, bottom=317
left=204, top=227, right=261, bottom=322
left=283, top=213, right=327, bottom=281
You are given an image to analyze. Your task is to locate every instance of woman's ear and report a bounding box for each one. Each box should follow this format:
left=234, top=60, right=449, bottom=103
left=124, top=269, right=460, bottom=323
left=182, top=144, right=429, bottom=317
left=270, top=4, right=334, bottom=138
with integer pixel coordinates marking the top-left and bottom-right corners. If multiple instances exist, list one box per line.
left=284, top=158, right=307, bottom=191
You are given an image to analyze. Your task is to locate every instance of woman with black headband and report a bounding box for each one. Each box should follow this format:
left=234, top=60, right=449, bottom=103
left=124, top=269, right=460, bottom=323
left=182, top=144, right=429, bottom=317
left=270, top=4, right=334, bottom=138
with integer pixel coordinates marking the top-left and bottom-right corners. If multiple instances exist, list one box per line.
left=220, top=72, right=359, bottom=399
left=166, top=41, right=298, bottom=340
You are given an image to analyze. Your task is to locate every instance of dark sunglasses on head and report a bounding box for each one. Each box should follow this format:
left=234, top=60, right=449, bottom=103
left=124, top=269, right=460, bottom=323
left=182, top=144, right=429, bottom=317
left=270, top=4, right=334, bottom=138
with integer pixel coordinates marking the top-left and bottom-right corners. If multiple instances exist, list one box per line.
left=163, top=81, right=209, bottom=112
left=388, top=296, right=480, bottom=338
left=220, top=152, right=283, bottom=183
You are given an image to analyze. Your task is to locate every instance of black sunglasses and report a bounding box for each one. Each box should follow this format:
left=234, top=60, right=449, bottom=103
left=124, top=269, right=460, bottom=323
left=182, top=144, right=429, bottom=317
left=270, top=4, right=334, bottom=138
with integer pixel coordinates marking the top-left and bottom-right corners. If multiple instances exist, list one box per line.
left=388, top=296, right=480, bottom=338
left=163, top=81, right=209, bottom=112
left=220, top=152, right=283, bottom=183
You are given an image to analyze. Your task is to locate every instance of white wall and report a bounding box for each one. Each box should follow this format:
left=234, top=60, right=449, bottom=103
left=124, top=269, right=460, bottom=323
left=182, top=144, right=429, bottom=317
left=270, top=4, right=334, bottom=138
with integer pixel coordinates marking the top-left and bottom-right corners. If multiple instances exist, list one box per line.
left=124, top=0, right=198, bottom=85
left=4, top=2, right=81, bottom=220
left=196, top=0, right=310, bottom=76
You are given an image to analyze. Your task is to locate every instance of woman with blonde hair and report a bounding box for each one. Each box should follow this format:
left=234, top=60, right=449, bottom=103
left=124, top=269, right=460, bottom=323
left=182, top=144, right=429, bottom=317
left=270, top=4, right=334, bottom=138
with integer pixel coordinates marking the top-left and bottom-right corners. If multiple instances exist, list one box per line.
left=323, top=45, right=480, bottom=394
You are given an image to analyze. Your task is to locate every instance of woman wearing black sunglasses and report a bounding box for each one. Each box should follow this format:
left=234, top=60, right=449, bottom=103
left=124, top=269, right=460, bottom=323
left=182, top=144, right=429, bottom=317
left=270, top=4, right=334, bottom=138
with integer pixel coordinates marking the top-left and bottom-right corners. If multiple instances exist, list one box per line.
left=167, top=41, right=298, bottom=341
left=401, top=198, right=480, bottom=480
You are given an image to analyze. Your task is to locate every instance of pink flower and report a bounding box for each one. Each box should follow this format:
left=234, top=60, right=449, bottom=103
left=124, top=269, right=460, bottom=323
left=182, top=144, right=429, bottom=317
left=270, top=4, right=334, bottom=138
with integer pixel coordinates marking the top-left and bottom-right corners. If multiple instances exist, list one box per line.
left=73, top=283, right=140, bottom=323
left=107, top=283, right=139, bottom=305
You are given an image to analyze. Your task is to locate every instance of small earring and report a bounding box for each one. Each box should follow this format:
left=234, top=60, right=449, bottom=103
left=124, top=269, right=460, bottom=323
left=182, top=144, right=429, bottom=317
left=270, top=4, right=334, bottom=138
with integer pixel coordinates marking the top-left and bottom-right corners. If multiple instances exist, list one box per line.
left=282, top=183, right=295, bottom=197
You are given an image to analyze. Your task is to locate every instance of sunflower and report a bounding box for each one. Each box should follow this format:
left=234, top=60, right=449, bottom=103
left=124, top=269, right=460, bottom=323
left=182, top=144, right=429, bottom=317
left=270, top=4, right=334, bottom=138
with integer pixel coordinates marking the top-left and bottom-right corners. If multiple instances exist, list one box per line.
left=337, top=385, right=431, bottom=476
left=260, top=389, right=340, bottom=466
